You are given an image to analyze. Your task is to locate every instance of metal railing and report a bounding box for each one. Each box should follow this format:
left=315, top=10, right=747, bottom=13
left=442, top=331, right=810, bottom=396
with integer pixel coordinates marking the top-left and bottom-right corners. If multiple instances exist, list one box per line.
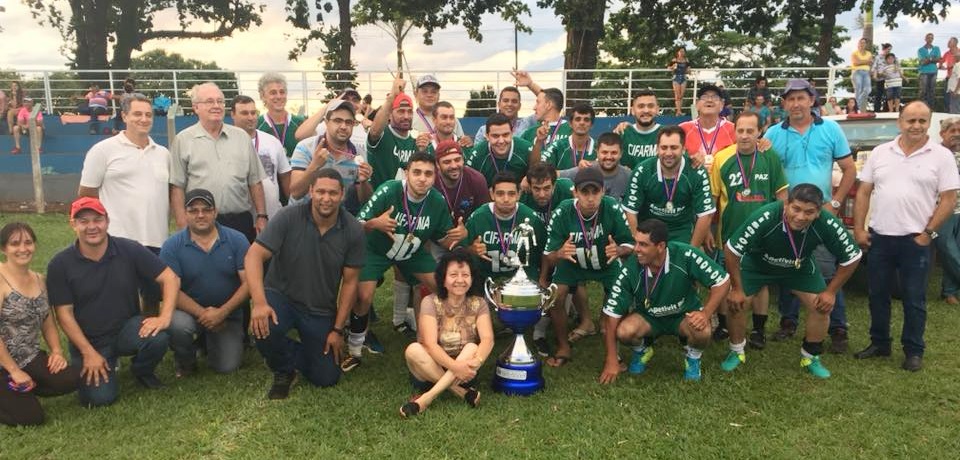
left=3, top=66, right=934, bottom=117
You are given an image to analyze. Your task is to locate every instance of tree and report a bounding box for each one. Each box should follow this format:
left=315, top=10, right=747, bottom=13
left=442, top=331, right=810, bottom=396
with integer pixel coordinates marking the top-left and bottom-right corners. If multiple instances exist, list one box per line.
left=286, top=0, right=355, bottom=96
left=21, top=0, right=265, bottom=72
left=536, top=0, right=607, bottom=110
left=464, top=85, right=497, bottom=117
left=129, top=49, right=240, bottom=111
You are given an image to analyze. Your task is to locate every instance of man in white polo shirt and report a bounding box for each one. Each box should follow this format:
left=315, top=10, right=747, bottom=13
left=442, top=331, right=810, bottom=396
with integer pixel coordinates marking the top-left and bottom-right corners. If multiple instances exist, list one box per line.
left=853, top=101, right=960, bottom=372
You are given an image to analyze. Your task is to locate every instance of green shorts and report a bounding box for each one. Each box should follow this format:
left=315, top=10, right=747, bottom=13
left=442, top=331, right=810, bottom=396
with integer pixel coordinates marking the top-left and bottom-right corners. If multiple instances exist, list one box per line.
left=360, top=249, right=437, bottom=283
left=741, top=255, right=825, bottom=296
left=638, top=311, right=687, bottom=338
left=552, top=260, right=621, bottom=291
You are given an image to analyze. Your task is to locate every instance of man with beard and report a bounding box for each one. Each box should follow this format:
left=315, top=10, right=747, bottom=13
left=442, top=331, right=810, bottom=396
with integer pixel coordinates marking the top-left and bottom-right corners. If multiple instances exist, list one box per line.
left=935, top=117, right=960, bottom=304
left=474, top=84, right=536, bottom=143
left=466, top=113, right=534, bottom=186
left=724, top=184, right=861, bottom=378
left=543, top=168, right=635, bottom=367
left=368, top=77, right=418, bottom=188
left=560, top=133, right=631, bottom=202
left=615, top=90, right=662, bottom=169
left=256, top=72, right=306, bottom=157
left=245, top=169, right=364, bottom=399
left=412, top=75, right=465, bottom=137
left=163, top=189, right=250, bottom=376
left=623, top=126, right=715, bottom=248
left=433, top=139, right=490, bottom=224
left=289, top=99, right=373, bottom=215
left=345, top=153, right=466, bottom=371
left=417, top=101, right=474, bottom=156
left=599, top=218, right=729, bottom=384
left=542, top=103, right=597, bottom=175
left=679, top=84, right=736, bottom=168
left=514, top=78, right=570, bottom=163
left=232, top=95, right=291, bottom=220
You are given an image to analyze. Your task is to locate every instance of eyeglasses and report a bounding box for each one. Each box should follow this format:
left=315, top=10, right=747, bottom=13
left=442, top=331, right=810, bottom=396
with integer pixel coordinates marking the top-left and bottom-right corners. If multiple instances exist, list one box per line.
left=197, top=99, right=226, bottom=106
left=186, top=207, right=215, bottom=215
left=328, top=117, right=357, bottom=127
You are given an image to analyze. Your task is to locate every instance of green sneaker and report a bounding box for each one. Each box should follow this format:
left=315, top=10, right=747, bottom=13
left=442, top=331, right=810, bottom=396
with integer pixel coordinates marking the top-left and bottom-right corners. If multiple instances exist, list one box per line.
left=683, top=357, right=702, bottom=381
left=627, top=347, right=655, bottom=375
left=720, top=351, right=745, bottom=372
left=801, top=355, right=831, bottom=379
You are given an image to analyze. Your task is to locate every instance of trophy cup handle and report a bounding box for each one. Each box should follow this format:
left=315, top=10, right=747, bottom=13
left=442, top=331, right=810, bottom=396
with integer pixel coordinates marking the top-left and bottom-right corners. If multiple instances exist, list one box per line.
left=484, top=278, right=501, bottom=312
left=540, top=283, right=559, bottom=315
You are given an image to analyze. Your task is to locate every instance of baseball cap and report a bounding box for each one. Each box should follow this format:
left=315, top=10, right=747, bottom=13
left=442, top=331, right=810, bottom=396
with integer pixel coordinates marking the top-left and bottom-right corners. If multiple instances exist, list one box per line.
left=574, top=167, right=604, bottom=190
left=416, top=74, right=441, bottom=89
left=392, top=93, right=414, bottom=110
left=70, top=196, right=107, bottom=218
left=184, top=188, right=216, bottom=208
left=781, top=78, right=817, bottom=98
left=435, top=139, right=462, bottom=160
left=696, top=83, right=724, bottom=100
left=325, top=99, right=356, bottom=119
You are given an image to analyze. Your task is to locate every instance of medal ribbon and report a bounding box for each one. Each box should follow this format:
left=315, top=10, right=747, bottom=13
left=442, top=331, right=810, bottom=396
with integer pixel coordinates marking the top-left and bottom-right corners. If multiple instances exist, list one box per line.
left=643, top=262, right=666, bottom=305
left=543, top=119, right=564, bottom=147
left=253, top=131, right=260, bottom=152
left=402, top=184, right=428, bottom=236
left=735, top=149, right=758, bottom=191
left=696, top=119, right=722, bottom=155
left=571, top=137, right=591, bottom=169
left=416, top=108, right=436, bottom=135
left=574, top=204, right=599, bottom=253
left=265, top=113, right=290, bottom=144
left=439, top=175, right=464, bottom=217
left=783, top=211, right=808, bottom=264
left=493, top=209, right=517, bottom=256
left=661, top=171, right=680, bottom=204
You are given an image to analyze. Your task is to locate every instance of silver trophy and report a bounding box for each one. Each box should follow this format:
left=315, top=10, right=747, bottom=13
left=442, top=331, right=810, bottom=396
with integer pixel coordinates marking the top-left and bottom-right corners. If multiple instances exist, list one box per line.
left=484, top=218, right=558, bottom=395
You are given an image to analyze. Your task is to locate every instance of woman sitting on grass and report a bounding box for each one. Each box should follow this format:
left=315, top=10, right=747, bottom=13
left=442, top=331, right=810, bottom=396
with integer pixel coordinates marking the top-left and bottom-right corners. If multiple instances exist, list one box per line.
left=0, top=222, right=80, bottom=426
left=400, top=248, right=494, bottom=418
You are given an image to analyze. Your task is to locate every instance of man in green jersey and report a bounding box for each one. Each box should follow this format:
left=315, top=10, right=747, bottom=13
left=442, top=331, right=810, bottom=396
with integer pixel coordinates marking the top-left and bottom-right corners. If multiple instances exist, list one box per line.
left=520, top=88, right=571, bottom=163
left=722, top=184, right=861, bottom=378
left=368, top=77, right=418, bottom=188
left=415, top=101, right=474, bottom=156
left=464, top=171, right=546, bottom=282
left=466, top=113, right=534, bottom=186
left=541, top=103, right=597, bottom=174
left=345, top=152, right=467, bottom=371
left=544, top=168, right=636, bottom=367
left=710, top=111, right=788, bottom=349
left=600, top=219, right=729, bottom=383
left=623, top=126, right=715, bottom=248
left=614, top=90, right=662, bottom=169
left=257, top=72, right=306, bottom=157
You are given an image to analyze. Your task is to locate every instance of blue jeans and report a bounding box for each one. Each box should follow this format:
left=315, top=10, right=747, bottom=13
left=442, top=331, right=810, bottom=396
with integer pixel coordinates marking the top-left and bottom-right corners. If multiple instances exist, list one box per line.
left=169, top=310, right=244, bottom=374
left=778, top=245, right=848, bottom=331
left=852, top=70, right=871, bottom=112
left=919, top=73, right=937, bottom=108
left=69, top=315, right=170, bottom=407
left=254, top=290, right=341, bottom=387
left=867, top=232, right=931, bottom=357
left=936, top=214, right=960, bottom=298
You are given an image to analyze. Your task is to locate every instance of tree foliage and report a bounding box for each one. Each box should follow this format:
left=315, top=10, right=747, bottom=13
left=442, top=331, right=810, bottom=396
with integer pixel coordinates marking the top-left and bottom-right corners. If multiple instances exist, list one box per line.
left=129, top=49, right=240, bottom=108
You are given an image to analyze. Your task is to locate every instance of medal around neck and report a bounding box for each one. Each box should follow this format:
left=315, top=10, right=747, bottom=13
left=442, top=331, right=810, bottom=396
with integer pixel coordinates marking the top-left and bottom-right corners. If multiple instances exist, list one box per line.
left=484, top=218, right=558, bottom=396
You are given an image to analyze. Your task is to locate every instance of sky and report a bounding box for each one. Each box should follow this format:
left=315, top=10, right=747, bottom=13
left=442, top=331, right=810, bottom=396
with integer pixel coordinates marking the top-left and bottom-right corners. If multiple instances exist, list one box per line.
left=0, top=0, right=958, bottom=113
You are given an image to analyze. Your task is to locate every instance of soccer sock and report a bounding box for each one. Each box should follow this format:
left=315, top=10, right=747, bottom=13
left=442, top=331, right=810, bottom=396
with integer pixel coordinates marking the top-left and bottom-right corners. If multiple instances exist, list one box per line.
left=533, top=316, right=550, bottom=340
left=801, top=340, right=823, bottom=358
left=393, top=280, right=411, bottom=326
left=717, top=314, right=728, bottom=330
left=631, top=343, right=647, bottom=354
left=752, top=314, right=768, bottom=332
left=730, top=340, right=746, bottom=354
left=685, top=345, right=703, bottom=360
left=348, top=312, right=369, bottom=357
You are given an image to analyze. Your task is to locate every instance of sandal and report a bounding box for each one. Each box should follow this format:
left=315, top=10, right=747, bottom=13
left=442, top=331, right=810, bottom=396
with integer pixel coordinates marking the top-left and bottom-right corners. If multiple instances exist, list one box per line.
left=10, top=147, right=21, bottom=154
left=464, top=388, right=480, bottom=408
left=546, top=355, right=572, bottom=368
left=400, top=401, right=421, bottom=418
left=568, top=326, right=597, bottom=343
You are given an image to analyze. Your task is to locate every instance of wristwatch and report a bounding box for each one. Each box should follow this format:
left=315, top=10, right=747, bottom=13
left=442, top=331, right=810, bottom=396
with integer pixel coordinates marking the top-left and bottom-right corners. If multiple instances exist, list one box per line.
left=924, top=228, right=939, bottom=239
left=331, top=326, right=345, bottom=336
left=256, top=213, right=269, bottom=220
left=829, top=199, right=842, bottom=209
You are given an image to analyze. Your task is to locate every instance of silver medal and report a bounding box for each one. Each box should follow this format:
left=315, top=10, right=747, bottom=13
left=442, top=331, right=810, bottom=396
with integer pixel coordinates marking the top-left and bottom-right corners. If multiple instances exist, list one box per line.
left=665, top=201, right=674, bottom=212
left=742, top=188, right=751, bottom=196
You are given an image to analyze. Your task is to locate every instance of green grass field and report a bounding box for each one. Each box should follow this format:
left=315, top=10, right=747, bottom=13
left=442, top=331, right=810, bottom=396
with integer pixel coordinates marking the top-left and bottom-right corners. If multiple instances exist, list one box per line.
left=1, top=212, right=959, bottom=459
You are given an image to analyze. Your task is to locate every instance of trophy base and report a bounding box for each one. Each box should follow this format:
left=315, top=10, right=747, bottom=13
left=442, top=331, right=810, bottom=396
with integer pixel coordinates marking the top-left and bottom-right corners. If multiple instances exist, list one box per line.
left=492, top=359, right=544, bottom=396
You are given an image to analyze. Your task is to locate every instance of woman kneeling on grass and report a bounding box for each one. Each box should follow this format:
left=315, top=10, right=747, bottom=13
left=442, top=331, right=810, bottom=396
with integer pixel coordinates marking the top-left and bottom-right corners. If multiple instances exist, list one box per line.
left=0, top=222, right=80, bottom=426
left=400, top=248, right=494, bottom=418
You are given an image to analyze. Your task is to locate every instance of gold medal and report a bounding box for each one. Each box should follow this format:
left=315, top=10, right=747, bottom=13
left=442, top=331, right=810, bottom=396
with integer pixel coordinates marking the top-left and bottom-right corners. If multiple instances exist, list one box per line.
left=644, top=298, right=651, bottom=309
left=405, top=233, right=415, bottom=244
left=742, top=188, right=751, bottom=196
left=794, top=258, right=801, bottom=269
left=665, top=201, right=674, bottom=212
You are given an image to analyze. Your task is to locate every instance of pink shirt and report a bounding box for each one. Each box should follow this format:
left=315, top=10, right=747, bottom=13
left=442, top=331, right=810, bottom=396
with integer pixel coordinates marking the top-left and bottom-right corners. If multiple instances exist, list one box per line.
left=679, top=118, right=736, bottom=158
left=860, top=136, right=960, bottom=235
left=16, top=107, right=42, bottom=124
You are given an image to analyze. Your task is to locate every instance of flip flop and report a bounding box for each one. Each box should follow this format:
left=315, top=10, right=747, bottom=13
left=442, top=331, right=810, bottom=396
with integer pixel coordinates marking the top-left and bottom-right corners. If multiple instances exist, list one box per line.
left=568, top=327, right=597, bottom=343
left=547, top=355, right=572, bottom=367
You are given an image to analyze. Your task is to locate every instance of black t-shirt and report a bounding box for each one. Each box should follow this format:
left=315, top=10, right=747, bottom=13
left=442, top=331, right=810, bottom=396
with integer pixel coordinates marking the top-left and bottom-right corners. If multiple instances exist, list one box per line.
left=47, top=236, right=167, bottom=348
left=256, top=202, right=365, bottom=315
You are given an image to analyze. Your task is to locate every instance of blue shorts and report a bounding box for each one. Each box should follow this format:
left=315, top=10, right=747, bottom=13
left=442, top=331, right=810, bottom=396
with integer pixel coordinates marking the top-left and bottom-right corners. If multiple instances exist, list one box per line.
left=886, top=87, right=902, bottom=99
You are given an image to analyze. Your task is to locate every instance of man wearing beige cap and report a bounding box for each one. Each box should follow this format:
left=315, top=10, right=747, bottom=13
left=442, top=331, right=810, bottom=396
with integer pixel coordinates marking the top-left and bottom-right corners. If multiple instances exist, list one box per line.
left=412, top=74, right=465, bottom=137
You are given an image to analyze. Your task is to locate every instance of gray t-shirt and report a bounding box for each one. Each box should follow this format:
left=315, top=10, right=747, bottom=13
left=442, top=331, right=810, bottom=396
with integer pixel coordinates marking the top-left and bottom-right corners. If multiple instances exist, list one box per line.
left=559, top=165, right=632, bottom=202
left=255, top=201, right=365, bottom=315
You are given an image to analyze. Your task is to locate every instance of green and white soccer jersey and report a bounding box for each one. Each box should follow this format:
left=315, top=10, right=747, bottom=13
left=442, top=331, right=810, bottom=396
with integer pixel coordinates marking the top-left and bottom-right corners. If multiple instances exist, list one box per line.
left=358, top=179, right=453, bottom=261
left=425, top=136, right=474, bottom=158
left=710, top=145, right=788, bottom=243
left=603, top=242, right=729, bottom=319
left=463, top=203, right=545, bottom=280
left=464, top=138, right=533, bottom=186
left=623, top=156, right=715, bottom=242
left=367, top=126, right=418, bottom=188
left=725, top=201, right=862, bottom=295
left=542, top=137, right=597, bottom=170
left=545, top=196, right=635, bottom=273
left=620, top=124, right=661, bottom=169
left=519, top=120, right=572, bottom=149
left=519, top=177, right=575, bottom=224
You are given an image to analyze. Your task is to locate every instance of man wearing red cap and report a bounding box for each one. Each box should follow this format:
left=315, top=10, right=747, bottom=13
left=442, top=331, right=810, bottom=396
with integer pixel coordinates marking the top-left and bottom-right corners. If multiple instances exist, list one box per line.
left=47, top=197, right=181, bottom=407
left=433, top=139, right=490, bottom=223
left=368, top=77, right=418, bottom=188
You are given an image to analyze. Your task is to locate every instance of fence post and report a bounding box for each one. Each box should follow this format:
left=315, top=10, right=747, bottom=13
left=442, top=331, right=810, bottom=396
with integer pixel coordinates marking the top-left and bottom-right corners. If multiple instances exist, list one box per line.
left=107, top=70, right=117, bottom=114
left=28, top=104, right=44, bottom=214
left=691, top=72, right=700, bottom=118
left=172, top=71, right=180, bottom=110
left=301, top=71, right=309, bottom=115
left=627, top=70, right=633, bottom=113
left=167, top=103, right=179, bottom=148
left=827, top=67, right=836, bottom=98
left=42, top=72, right=53, bottom=114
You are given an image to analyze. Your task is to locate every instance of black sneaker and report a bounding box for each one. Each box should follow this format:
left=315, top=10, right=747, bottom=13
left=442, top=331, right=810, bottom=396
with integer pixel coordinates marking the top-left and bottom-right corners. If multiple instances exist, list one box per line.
left=748, top=329, right=766, bottom=350
left=533, top=337, right=550, bottom=358
left=829, top=328, right=849, bottom=354
left=393, top=321, right=417, bottom=340
left=135, top=373, right=165, bottom=390
left=267, top=371, right=297, bottom=400
left=340, top=355, right=362, bottom=372
left=771, top=321, right=797, bottom=342
left=712, top=327, right=729, bottom=341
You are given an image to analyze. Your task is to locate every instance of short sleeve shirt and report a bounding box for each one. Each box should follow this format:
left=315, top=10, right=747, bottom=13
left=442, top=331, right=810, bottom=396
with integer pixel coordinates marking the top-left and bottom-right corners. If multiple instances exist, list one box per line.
left=623, top=156, right=716, bottom=242
left=257, top=113, right=307, bottom=157
left=519, top=120, right=572, bottom=150
left=252, top=131, right=291, bottom=219
left=763, top=117, right=851, bottom=199
left=519, top=177, right=575, bottom=224
left=290, top=135, right=363, bottom=213
left=159, top=224, right=248, bottom=317
left=710, top=145, right=788, bottom=242
left=46, top=237, right=166, bottom=347
left=603, top=242, right=728, bottom=318
left=367, top=126, right=418, bottom=188
left=679, top=119, right=736, bottom=159
left=620, top=124, right=661, bottom=169
left=433, top=166, right=491, bottom=223
left=464, top=138, right=533, bottom=186
left=542, top=137, right=597, bottom=171
left=256, top=202, right=365, bottom=315
left=463, top=203, right=545, bottom=280
left=357, top=180, right=454, bottom=261
left=544, top=196, right=635, bottom=272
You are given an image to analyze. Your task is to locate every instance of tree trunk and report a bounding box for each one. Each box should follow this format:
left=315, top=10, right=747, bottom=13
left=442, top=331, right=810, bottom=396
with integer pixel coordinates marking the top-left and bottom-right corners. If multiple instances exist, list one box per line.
left=816, top=0, right=840, bottom=66
left=111, top=0, right=144, bottom=71
left=337, top=0, right=353, bottom=69
left=562, top=0, right=606, bottom=113
left=70, top=0, right=110, bottom=78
